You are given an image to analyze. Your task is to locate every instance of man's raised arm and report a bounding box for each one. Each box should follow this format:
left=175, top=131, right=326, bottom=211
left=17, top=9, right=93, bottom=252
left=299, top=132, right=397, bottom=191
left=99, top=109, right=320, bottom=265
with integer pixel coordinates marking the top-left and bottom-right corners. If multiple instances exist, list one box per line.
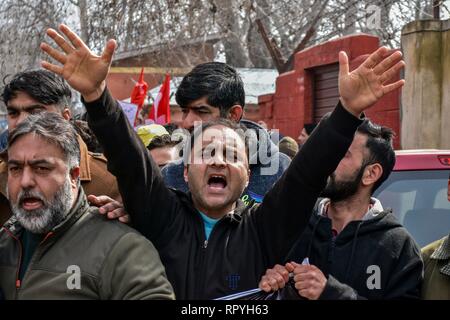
left=253, top=47, right=405, bottom=265
left=40, top=24, right=179, bottom=244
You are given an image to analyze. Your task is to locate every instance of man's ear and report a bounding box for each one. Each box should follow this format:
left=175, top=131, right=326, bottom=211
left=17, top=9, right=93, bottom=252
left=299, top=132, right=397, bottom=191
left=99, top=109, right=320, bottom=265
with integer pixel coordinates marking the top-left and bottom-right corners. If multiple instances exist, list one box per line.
left=183, top=165, right=189, bottom=183
left=228, top=105, right=243, bottom=122
left=62, top=107, right=72, bottom=120
left=245, top=168, right=250, bottom=188
left=70, top=166, right=80, bottom=188
left=362, top=163, right=383, bottom=188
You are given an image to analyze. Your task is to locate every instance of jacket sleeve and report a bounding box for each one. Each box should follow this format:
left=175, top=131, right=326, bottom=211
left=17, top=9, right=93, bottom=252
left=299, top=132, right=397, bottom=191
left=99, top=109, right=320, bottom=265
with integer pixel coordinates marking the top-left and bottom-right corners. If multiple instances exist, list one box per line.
left=83, top=89, right=180, bottom=245
left=99, top=232, right=175, bottom=300
left=253, top=102, right=363, bottom=266
left=319, top=275, right=368, bottom=300
left=382, top=236, right=423, bottom=300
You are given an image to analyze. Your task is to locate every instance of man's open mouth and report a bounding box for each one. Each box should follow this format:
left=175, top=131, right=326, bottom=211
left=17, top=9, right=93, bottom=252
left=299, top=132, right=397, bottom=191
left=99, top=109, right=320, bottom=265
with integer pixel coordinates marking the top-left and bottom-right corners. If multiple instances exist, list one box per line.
left=20, top=197, right=44, bottom=211
left=207, top=174, right=228, bottom=190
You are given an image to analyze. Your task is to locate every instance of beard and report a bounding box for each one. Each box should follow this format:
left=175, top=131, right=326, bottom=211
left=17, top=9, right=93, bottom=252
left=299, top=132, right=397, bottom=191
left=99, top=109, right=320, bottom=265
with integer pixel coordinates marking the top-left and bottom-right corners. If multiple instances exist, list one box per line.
left=10, top=177, right=74, bottom=234
left=321, top=164, right=366, bottom=202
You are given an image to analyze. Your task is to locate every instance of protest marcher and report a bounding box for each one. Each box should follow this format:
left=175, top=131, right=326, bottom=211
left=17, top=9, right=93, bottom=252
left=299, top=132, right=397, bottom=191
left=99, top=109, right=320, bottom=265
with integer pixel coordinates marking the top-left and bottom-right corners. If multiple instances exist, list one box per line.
left=161, top=62, right=291, bottom=204
left=278, top=136, right=299, bottom=160
left=259, top=120, right=423, bottom=300
left=41, top=24, right=405, bottom=299
left=421, top=173, right=450, bottom=300
left=298, top=123, right=317, bottom=147
left=137, top=124, right=180, bottom=168
left=0, top=113, right=174, bottom=300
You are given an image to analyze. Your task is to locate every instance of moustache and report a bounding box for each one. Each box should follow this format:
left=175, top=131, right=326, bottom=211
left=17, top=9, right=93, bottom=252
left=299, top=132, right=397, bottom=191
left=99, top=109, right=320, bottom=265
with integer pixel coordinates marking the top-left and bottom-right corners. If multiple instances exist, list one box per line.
left=17, top=189, right=46, bottom=207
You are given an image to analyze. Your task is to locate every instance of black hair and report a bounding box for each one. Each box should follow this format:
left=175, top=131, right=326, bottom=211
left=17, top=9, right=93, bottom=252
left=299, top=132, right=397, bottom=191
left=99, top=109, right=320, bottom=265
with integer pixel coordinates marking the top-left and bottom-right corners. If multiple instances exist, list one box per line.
left=304, top=123, right=317, bottom=135
left=175, top=62, right=245, bottom=117
left=1, top=69, right=72, bottom=110
left=357, top=119, right=396, bottom=193
left=147, top=134, right=178, bottom=151
left=163, top=123, right=179, bottom=135
left=71, top=119, right=104, bottom=153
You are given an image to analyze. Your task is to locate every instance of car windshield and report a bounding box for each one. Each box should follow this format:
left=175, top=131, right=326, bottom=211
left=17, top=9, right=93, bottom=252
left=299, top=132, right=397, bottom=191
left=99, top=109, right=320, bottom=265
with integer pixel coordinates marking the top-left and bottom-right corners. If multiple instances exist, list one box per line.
left=374, top=169, right=450, bottom=248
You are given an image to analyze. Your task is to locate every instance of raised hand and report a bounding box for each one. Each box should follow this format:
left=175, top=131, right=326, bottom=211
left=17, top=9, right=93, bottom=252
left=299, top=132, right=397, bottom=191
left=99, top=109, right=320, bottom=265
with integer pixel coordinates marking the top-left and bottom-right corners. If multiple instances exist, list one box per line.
left=339, top=47, right=405, bottom=116
left=40, top=24, right=117, bottom=102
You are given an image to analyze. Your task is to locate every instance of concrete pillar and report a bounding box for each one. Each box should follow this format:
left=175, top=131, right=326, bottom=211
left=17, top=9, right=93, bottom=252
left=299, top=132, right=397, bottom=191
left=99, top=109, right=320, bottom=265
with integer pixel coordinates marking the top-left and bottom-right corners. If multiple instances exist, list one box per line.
left=401, top=20, right=450, bottom=149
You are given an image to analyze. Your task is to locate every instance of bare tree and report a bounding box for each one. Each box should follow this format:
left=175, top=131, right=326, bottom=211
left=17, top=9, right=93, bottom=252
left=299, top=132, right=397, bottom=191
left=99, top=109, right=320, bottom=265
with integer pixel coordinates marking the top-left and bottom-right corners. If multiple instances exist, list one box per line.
left=0, top=0, right=439, bottom=84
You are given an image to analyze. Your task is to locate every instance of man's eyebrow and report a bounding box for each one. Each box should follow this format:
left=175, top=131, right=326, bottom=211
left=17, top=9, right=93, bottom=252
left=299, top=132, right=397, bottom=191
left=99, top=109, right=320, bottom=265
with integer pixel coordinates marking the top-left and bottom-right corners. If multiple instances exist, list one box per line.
left=183, top=105, right=213, bottom=111
left=8, top=159, right=52, bottom=166
left=7, top=159, right=23, bottom=166
left=7, top=104, right=46, bottom=111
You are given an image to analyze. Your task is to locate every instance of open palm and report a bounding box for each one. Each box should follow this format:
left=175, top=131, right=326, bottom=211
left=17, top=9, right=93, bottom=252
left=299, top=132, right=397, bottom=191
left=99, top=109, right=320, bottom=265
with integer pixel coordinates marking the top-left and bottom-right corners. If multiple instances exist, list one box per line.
left=41, top=24, right=116, bottom=101
left=338, top=47, right=405, bottom=116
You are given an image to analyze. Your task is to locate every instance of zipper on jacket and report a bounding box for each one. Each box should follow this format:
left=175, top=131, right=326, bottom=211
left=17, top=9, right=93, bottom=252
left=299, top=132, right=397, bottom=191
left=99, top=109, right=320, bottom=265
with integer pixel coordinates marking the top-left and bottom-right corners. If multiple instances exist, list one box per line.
left=197, top=217, right=227, bottom=298
left=327, top=235, right=336, bottom=272
left=16, top=240, right=23, bottom=291
left=4, top=228, right=54, bottom=299
left=2, top=227, right=23, bottom=299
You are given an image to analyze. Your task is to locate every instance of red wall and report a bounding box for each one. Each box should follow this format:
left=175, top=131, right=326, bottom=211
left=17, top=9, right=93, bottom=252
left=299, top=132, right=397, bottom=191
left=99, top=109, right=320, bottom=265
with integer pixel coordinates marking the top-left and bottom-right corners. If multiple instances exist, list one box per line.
left=259, top=34, right=402, bottom=149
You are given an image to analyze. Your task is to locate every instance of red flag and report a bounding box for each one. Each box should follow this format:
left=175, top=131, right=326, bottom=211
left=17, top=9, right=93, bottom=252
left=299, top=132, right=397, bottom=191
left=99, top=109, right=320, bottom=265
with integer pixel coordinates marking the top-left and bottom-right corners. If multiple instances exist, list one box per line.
left=149, top=73, right=171, bottom=124
left=130, top=67, right=148, bottom=126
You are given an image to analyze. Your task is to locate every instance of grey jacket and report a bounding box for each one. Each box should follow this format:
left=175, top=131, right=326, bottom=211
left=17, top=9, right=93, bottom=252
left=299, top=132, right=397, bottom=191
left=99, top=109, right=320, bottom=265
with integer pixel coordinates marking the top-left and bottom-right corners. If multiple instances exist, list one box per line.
left=0, top=189, right=174, bottom=300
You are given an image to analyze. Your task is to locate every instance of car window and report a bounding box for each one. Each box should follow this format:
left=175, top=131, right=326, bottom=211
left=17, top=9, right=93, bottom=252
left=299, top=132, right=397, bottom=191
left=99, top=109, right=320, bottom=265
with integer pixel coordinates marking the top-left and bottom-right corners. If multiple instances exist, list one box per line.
left=374, top=169, right=450, bottom=248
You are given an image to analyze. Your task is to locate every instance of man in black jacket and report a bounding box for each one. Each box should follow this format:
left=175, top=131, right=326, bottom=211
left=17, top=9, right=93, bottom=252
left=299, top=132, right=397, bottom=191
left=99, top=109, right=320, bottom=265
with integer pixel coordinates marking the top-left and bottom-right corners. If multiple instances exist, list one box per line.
left=259, top=121, right=423, bottom=299
left=40, top=24, right=405, bottom=299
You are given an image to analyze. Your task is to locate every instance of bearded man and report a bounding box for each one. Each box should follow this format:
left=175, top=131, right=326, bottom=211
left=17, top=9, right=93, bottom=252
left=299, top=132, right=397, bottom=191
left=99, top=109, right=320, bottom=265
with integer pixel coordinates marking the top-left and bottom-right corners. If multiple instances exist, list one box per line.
left=0, top=112, right=174, bottom=300
left=258, top=120, right=423, bottom=300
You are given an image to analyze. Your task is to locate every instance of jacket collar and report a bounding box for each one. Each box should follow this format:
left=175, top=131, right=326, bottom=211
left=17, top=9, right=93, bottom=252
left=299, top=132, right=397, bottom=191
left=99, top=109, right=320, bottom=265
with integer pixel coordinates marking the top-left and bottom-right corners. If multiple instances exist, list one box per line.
left=430, top=235, right=450, bottom=276
left=77, top=135, right=91, bottom=182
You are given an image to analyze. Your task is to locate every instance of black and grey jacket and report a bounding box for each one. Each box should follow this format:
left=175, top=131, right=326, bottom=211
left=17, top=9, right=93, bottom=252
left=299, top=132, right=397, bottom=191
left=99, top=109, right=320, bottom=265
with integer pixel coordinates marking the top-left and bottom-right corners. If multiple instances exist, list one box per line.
left=286, top=199, right=423, bottom=300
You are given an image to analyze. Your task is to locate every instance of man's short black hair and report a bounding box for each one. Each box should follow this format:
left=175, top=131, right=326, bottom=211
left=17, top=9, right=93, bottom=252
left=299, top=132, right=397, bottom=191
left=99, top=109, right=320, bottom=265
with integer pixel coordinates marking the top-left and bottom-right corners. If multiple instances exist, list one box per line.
left=357, top=120, right=396, bottom=193
left=147, top=134, right=178, bottom=151
left=163, top=123, right=179, bottom=135
left=175, top=62, right=245, bottom=117
left=304, top=123, right=317, bottom=135
left=1, top=69, right=72, bottom=110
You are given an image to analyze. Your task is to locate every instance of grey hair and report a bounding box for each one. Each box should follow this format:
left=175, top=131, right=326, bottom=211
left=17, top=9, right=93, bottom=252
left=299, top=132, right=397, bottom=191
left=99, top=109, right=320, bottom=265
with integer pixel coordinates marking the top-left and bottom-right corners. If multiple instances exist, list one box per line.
left=8, top=112, right=80, bottom=169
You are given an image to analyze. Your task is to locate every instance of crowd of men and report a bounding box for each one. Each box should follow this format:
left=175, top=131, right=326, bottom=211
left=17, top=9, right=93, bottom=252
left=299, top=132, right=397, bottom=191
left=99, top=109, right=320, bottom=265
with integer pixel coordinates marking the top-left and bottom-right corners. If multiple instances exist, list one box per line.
left=0, top=24, right=448, bottom=300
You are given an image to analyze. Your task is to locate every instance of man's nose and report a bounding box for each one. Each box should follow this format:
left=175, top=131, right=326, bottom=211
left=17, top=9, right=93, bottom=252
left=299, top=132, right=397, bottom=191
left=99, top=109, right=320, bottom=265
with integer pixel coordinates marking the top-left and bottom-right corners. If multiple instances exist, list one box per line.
left=210, top=152, right=226, bottom=167
left=9, top=112, right=28, bottom=130
left=20, top=167, right=36, bottom=189
left=16, top=112, right=29, bottom=127
left=181, top=111, right=201, bottom=130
